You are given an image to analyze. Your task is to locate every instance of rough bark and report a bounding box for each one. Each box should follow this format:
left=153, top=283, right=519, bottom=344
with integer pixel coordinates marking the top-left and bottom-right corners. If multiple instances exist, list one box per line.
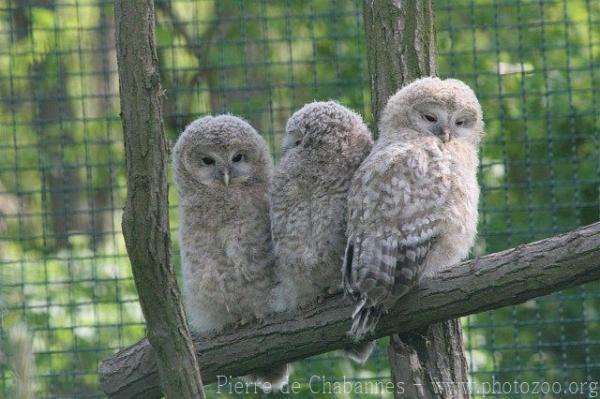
left=363, top=1, right=467, bottom=397
left=113, top=1, right=204, bottom=398
left=363, top=0, right=437, bottom=133
left=388, top=321, right=470, bottom=398
left=99, top=222, right=600, bottom=399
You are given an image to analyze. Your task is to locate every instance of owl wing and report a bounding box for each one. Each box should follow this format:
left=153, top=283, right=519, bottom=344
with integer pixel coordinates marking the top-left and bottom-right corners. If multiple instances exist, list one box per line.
left=343, top=141, right=450, bottom=340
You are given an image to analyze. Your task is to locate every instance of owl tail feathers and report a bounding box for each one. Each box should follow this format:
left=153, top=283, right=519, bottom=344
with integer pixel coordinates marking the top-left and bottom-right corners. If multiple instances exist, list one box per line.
left=242, top=363, right=290, bottom=393
left=343, top=340, right=376, bottom=364
left=349, top=299, right=384, bottom=342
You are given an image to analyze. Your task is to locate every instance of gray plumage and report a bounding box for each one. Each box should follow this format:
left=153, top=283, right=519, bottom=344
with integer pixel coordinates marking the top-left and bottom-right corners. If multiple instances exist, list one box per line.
left=344, top=77, right=484, bottom=341
left=271, top=101, right=373, bottom=311
left=270, top=101, right=375, bottom=363
left=173, top=115, right=288, bottom=390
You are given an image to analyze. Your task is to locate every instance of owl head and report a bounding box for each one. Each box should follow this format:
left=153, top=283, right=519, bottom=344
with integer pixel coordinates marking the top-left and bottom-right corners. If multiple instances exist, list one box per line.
left=281, top=101, right=370, bottom=156
left=173, top=115, right=272, bottom=193
left=380, top=77, right=484, bottom=146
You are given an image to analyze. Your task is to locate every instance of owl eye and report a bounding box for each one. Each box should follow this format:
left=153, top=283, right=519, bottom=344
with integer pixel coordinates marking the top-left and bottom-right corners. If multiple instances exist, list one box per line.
left=231, top=153, right=244, bottom=163
left=423, top=113, right=437, bottom=122
left=456, top=120, right=464, bottom=126
left=295, top=140, right=302, bottom=146
left=201, top=157, right=215, bottom=166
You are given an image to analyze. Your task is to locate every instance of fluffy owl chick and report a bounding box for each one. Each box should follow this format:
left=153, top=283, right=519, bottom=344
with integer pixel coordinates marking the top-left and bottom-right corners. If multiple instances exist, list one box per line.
left=271, top=101, right=375, bottom=363
left=173, top=115, right=288, bottom=391
left=344, top=77, right=483, bottom=341
left=271, top=101, right=373, bottom=311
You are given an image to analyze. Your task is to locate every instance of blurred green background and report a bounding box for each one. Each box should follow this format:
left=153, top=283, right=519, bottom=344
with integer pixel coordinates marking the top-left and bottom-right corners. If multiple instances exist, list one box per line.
left=0, top=0, right=598, bottom=397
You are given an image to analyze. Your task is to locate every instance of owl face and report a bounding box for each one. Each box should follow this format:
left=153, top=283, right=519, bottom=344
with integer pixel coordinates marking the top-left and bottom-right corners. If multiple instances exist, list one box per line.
left=380, top=77, right=484, bottom=146
left=174, top=115, right=270, bottom=191
left=408, top=101, right=480, bottom=143
left=184, top=145, right=254, bottom=188
left=280, top=128, right=304, bottom=156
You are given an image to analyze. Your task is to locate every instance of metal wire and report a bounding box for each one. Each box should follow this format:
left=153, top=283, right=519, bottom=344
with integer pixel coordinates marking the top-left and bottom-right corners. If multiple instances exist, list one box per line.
left=0, top=0, right=598, bottom=398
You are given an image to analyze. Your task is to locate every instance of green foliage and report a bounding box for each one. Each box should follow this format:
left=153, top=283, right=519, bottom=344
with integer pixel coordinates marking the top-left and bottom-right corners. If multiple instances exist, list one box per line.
left=437, top=0, right=600, bottom=394
left=0, top=0, right=598, bottom=397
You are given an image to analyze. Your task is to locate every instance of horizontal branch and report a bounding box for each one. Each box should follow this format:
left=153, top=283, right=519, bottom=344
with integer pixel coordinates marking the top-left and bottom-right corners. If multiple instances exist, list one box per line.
left=99, top=222, right=600, bottom=399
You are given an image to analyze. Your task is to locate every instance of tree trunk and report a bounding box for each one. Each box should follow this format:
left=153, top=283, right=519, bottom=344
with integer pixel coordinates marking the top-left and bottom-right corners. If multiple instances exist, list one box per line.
left=113, top=0, right=205, bottom=397
left=363, top=1, right=470, bottom=397
left=363, top=0, right=437, bottom=134
left=389, top=321, right=470, bottom=398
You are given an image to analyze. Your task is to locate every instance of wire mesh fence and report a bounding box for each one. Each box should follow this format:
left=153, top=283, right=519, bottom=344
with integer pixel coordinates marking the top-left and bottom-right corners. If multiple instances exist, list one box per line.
left=0, top=0, right=598, bottom=397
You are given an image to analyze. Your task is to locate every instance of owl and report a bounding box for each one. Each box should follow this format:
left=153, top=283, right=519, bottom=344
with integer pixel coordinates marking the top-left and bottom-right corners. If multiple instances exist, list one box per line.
left=271, top=101, right=373, bottom=310
left=343, top=77, right=483, bottom=341
left=270, top=101, right=375, bottom=362
left=173, top=115, right=288, bottom=390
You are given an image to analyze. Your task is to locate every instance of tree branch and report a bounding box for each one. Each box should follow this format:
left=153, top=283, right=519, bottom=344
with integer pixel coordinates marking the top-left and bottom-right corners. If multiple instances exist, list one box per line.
left=113, top=0, right=204, bottom=397
left=99, top=222, right=600, bottom=399
left=155, top=0, right=230, bottom=64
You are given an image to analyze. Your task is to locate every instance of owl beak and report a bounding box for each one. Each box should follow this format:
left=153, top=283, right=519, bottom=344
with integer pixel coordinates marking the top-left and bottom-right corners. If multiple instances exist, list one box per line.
left=441, top=128, right=451, bottom=143
left=222, top=170, right=230, bottom=187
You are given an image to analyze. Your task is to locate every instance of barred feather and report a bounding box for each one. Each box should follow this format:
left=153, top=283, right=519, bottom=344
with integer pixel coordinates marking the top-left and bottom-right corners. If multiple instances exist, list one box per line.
left=345, top=77, right=482, bottom=343
left=349, top=303, right=384, bottom=341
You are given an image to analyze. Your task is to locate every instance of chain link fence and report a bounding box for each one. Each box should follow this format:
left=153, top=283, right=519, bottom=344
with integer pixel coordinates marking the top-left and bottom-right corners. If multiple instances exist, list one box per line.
left=0, top=0, right=598, bottom=397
